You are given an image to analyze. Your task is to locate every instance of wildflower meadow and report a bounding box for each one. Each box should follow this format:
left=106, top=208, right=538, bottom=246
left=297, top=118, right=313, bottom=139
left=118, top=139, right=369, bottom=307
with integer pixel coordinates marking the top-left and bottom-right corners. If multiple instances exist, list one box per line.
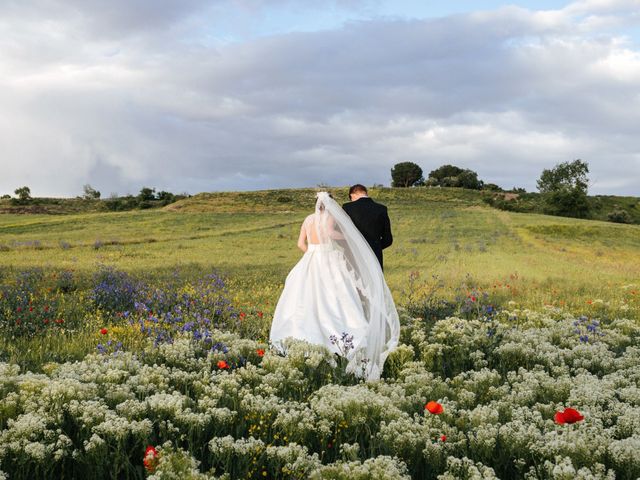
left=1, top=188, right=639, bottom=479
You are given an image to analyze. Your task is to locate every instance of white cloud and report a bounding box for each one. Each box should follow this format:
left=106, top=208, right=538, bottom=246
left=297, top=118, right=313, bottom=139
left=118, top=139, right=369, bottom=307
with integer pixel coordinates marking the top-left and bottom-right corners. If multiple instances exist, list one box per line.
left=0, top=0, right=639, bottom=197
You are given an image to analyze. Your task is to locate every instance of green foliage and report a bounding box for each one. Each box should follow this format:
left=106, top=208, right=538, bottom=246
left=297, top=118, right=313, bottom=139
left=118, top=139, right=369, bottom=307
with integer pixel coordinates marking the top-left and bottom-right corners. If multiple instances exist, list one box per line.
left=482, top=192, right=540, bottom=213
left=103, top=189, right=181, bottom=211
left=157, top=191, right=176, bottom=206
left=607, top=208, right=633, bottom=224
left=426, top=165, right=483, bottom=190
left=542, top=188, right=591, bottom=218
left=537, top=159, right=589, bottom=194
left=1, top=309, right=639, bottom=479
left=485, top=190, right=640, bottom=225
left=12, top=186, right=31, bottom=204
left=138, top=187, right=157, bottom=203
left=82, top=184, right=101, bottom=200
left=428, top=165, right=465, bottom=180
left=537, top=159, right=590, bottom=218
left=105, top=194, right=139, bottom=211
left=457, top=170, right=482, bottom=190
left=391, top=162, right=424, bottom=187
left=1, top=187, right=640, bottom=479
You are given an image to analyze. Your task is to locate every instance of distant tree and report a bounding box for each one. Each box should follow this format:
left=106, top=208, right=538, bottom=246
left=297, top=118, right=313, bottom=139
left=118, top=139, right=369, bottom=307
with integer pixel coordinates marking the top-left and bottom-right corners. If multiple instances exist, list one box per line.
left=537, top=159, right=589, bottom=194
left=82, top=184, right=101, bottom=200
left=14, top=186, right=31, bottom=203
left=537, top=159, right=590, bottom=218
left=511, top=187, right=527, bottom=194
left=138, top=187, right=156, bottom=202
left=156, top=191, right=176, bottom=206
left=457, top=170, right=483, bottom=190
left=428, top=165, right=465, bottom=182
left=1, top=194, right=11, bottom=200
left=426, top=164, right=483, bottom=190
left=391, top=162, right=423, bottom=187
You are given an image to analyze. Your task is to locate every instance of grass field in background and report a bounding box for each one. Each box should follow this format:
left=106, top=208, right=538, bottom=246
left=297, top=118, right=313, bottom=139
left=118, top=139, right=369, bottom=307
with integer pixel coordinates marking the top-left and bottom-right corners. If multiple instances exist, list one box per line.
left=1, top=187, right=638, bottom=318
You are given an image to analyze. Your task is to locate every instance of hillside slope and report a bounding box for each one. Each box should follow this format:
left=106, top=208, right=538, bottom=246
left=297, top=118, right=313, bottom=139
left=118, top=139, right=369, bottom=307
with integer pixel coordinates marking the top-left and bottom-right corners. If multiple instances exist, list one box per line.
left=1, top=187, right=638, bottom=320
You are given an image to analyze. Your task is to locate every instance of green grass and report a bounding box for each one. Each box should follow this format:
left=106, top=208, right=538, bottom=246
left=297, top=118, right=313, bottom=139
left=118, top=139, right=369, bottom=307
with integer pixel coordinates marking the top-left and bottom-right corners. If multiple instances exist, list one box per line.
left=485, top=191, right=640, bottom=224
left=1, top=187, right=638, bottom=317
left=2, top=186, right=639, bottom=479
left=590, top=194, right=640, bottom=223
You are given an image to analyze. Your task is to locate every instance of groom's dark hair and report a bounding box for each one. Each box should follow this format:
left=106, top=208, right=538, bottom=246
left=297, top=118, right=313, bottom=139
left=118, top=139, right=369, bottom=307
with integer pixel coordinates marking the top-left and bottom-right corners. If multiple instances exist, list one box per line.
left=349, top=184, right=368, bottom=196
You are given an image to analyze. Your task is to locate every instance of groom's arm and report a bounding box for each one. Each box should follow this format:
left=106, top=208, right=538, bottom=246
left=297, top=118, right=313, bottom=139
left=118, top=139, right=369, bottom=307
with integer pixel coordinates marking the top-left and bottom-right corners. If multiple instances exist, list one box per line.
left=381, top=207, right=393, bottom=250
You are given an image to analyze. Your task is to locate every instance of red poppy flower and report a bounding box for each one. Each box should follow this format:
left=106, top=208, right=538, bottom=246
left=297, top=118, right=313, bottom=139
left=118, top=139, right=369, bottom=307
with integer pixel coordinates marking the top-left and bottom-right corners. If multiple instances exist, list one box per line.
left=29, top=306, right=34, bottom=312
left=425, top=401, right=444, bottom=415
left=55, top=319, right=64, bottom=324
left=239, top=312, right=246, bottom=320
left=217, top=360, right=229, bottom=369
left=554, top=407, right=584, bottom=425
left=257, top=311, right=264, bottom=318
left=16, top=307, right=22, bottom=312
left=440, top=435, right=447, bottom=442
left=143, top=445, right=158, bottom=472
left=471, top=296, right=477, bottom=302
left=256, top=349, right=265, bottom=357
left=100, top=328, right=108, bottom=335
left=44, top=319, right=49, bottom=325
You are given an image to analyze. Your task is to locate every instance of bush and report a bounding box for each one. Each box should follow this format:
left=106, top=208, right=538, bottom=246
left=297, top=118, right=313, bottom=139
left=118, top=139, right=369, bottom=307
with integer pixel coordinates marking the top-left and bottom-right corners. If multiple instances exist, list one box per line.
left=105, top=195, right=139, bottom=211
left=608, top=209, right=632, bottom=224
left=542, top=188, right=591, bottom=218
left=156, top=191, right=177, bottom=206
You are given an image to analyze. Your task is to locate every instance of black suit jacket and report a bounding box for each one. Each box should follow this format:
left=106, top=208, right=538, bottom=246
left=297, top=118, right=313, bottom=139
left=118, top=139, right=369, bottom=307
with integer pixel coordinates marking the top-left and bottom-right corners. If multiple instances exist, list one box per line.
left=342, top=197, right=393, bottom=269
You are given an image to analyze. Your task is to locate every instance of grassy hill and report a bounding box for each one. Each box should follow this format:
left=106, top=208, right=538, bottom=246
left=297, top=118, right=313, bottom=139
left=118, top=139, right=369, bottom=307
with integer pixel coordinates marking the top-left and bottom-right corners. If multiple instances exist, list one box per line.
left=0, top=197, right=107, bottom=215
left=1, top=187, right=638, bottom=320
left=484, top=190, right=640, bottom=224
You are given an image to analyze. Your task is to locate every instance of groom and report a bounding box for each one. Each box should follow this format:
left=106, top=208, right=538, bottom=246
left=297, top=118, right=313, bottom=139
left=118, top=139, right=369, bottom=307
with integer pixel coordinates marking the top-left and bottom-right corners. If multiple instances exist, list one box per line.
left=342, top=184, right=393, bottom=270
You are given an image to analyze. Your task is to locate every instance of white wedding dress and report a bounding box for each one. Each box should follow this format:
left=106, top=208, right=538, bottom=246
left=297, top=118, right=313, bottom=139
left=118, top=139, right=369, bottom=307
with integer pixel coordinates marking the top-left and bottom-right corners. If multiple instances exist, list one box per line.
left=269, top=192, right=400, bottom=381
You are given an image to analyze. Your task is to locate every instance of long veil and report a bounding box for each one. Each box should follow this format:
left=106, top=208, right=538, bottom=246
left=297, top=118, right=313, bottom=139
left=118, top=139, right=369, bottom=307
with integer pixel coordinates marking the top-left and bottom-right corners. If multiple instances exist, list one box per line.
left=314, top=192, right=400, bottom=380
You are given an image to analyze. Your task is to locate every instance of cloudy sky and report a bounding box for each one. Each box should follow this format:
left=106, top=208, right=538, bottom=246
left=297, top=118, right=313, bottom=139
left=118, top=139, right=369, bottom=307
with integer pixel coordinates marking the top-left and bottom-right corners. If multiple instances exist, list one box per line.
left=1, top=0, right=639, bottom=197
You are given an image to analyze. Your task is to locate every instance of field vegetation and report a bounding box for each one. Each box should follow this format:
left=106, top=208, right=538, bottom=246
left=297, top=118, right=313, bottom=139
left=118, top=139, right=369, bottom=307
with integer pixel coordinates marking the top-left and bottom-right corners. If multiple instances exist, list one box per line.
left=0, top=187, right=638, bottom=478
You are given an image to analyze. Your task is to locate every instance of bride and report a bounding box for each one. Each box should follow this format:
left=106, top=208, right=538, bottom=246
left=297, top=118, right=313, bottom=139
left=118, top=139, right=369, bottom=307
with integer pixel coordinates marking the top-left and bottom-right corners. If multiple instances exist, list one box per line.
left=269, top=192, right=400, bottom=381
